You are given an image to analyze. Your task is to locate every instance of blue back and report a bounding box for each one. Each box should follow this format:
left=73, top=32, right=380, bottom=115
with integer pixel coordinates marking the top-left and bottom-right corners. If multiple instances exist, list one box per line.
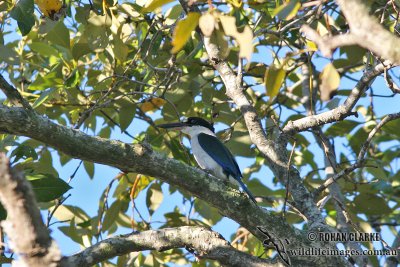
left=197, top=133, right=241, bottom=179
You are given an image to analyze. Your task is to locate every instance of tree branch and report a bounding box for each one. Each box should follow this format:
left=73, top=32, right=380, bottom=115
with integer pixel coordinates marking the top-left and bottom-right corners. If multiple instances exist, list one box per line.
left=200, top=19, right=330, bottom=232
left=314, top=111, right=400, bottom=196
left=0, top=153, right=67, bottom=267
left=67, top=226, right=278, bottom=267
left=0, top=74, right=32, bottom=110
left=335, top=0, right=400, bottom=64
left=300, top=0, right=400, bottom=64
left=282, top=61, right=393, bottom=134
left=300, top=25, right=358, bottom=58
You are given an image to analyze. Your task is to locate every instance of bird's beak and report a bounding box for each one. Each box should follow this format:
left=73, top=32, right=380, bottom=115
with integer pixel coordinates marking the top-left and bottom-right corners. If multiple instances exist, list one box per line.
left=157, top=121, right=187, bottom=131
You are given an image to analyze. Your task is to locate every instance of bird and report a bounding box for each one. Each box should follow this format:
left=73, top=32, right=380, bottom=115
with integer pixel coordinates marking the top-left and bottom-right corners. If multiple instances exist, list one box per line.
left=158, top=117, right=257, bottom=204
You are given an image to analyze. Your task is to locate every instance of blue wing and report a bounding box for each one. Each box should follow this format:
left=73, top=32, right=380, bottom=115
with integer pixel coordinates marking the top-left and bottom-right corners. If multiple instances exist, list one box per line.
left=197, top=133, right=241, bottom=178
left=198, top=133, right=257, bottom=204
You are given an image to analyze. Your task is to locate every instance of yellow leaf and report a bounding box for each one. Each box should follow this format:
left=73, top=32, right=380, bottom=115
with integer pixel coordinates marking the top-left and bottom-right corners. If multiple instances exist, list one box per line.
left=143, top=0, right=174, bottom=12
left=226, top=0, right=243, bottom=8
left=265, top=66, right=286, bottom=99
left=34, top=0, right=63, bottom=19
left=220, top=15, right=254, bottom=61
left=220, top=15, right=237, bottom=36
left=199, top=13, right=215, bottom=37
left=140, top=98, right=166, bottom=113
left=171, top=12, right=201, bottom=53
left=319, top=63, right=340, bottom=101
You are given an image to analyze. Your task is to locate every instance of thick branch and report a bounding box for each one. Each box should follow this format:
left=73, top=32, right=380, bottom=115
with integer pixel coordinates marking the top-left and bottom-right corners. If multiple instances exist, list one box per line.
left=335, top=0, right=400, bottom=64
left=282, top=61, right=392, bottom=134
left=67, top=226, right=277, bottom=267
left=0, top=154, right=66, bottom=267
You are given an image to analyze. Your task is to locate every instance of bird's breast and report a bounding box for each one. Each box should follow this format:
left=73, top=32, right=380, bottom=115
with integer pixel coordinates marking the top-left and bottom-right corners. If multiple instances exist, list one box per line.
left=191, top=135, right=226, bottom=179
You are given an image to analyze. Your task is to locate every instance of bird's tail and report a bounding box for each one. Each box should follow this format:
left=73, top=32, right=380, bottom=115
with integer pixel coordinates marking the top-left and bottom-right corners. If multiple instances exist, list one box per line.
left=236, top=178, right=257, bottom=204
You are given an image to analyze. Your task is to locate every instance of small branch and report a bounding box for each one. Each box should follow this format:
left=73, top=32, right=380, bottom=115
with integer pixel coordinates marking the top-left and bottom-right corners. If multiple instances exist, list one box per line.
left=67, top=226, right=277, bottom=267
left=0, top=154, right=68, bottom=267
left=282, top=61, right=395, bottom=134
left=300, top=25, right=358, bottom=58
left=314, top=111, right=400, bottom=195
left=0, top=74, right=32, bottom=110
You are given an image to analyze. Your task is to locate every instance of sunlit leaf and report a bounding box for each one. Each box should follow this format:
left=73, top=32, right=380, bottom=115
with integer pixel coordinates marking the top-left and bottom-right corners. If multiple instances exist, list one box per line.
left=34, top=0, right=63, bottom=19
left=143, top=0, right=174, bottom=12
left=220, top=15, right=254, bottom=61
left=319, top=63, right=340, bottom=101
left=199, top=13, right=215, bottom=37
left=140, top=98, right=166, bottom=113
left=265, top=66, right=285, bottom=99
left=171, top=12, right=201, bottom=53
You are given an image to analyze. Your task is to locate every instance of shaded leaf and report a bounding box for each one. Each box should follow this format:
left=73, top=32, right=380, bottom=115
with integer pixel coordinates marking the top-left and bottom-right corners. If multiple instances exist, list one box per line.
left=84, top=161, right=95, bottom=179
left=46, top=21, right=71, bottom=48
left=10, top=0, right=35, bottom=36
left=272, top=0, right=301, bottom=20
left=102, top=200, right=122, bottom=231
left=26, top=173, right=71, bottom=202
left=146, top=182, right=163, bottom=215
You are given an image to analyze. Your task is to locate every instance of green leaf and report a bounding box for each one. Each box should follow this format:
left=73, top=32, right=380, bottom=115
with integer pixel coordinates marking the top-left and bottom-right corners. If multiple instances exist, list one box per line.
left=353, top=194, right=391, bottom=216
left=0, top=45, right=20, bottom=64
left=29, top=68, right=64, bottom=91
left=29, top=42, right=59, bottom=57
left=272, top=0, right=301, bottom=21
left=26, top=174, right=72, bottom=202
left=326, top=120, right=360, bottom=137
left=46, top=21, right=71, bottom=48
left=32, top=88, right=57, bottom=109
left=382, top=119, right=400, bottom=137
left=195, top=199, right=222, bottom=225
left=0, top=203, right=6, bottom=220
left=9, top=0, right=35, bottom=36
left=72, top=41, right=91, bottom=60
left=102, top=200, right=122, bottom=231
left=113, top=35, right=129, bottom=62
left=265, top=66, right=285, bottom=99
left=146, top=182, right=163, bottom=215
left=65, top=69, right=80, bottom=88
left=171, top=12, right=201, bottom=53
left=119, top=103, right=136, bottom=132
left=84, top=161, right=95, bottom=179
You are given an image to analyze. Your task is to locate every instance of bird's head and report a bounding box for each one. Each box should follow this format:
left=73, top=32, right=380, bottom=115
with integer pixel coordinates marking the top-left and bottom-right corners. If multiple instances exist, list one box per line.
left=157, top=117, right=215, bottom=137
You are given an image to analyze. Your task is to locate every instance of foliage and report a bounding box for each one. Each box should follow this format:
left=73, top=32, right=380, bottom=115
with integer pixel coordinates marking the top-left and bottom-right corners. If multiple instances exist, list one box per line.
left=1, top=0, right=400, bottom=266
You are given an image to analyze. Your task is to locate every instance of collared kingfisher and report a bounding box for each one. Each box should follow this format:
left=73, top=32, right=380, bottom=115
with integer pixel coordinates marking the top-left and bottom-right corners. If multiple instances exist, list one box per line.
left=158, top=117, right=257, bottom=204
